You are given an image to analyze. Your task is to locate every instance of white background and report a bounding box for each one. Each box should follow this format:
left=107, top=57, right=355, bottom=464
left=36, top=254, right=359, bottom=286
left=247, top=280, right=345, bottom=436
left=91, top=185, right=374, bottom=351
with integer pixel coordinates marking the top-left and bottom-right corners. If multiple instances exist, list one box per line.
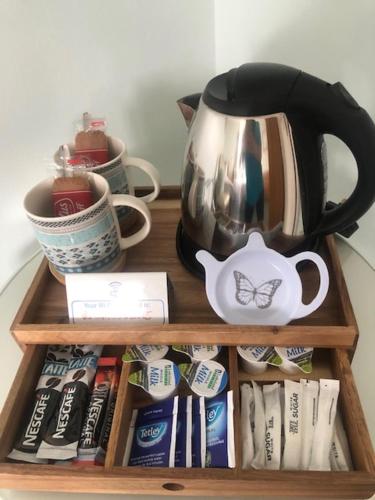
left=1, top=0, right=375, bottom=292
left=0, top=1, right=374, bottom=499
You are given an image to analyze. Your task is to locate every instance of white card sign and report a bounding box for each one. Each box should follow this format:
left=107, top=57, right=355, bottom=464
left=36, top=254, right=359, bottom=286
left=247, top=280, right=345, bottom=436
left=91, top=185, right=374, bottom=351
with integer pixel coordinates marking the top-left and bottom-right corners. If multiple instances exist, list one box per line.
left=65, top=272, right=169, bottom=324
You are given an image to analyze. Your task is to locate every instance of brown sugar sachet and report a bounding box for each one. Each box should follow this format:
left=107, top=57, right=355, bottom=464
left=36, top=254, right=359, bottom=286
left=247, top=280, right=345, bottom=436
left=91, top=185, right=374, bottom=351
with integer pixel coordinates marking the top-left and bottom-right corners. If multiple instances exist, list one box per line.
left=52, top=176, right=94, bottom=217
left=75, top=129, right=109, bottom=165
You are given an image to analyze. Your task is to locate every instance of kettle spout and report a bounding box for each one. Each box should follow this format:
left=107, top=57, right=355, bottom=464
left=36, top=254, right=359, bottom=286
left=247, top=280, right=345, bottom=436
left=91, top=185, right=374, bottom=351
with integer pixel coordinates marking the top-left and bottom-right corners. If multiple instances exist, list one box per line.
left=177, top=93, right=201, bottom=127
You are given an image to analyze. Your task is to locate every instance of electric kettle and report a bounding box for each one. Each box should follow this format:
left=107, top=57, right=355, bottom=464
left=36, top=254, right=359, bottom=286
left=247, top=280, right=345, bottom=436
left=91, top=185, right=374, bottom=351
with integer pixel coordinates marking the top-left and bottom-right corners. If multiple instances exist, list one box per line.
left=176, top=63, right=375, bottom=277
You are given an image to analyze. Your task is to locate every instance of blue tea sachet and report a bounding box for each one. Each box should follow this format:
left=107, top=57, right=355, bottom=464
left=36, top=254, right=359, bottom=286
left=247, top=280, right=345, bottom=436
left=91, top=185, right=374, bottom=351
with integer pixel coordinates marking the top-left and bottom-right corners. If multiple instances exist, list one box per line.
left=175, top=396, right=192, bottom=467
left=191, top=397, right=206, bottom=467
left=124, top=396, right=178, bottom=467
left=205, top=390, right=235, bottom=468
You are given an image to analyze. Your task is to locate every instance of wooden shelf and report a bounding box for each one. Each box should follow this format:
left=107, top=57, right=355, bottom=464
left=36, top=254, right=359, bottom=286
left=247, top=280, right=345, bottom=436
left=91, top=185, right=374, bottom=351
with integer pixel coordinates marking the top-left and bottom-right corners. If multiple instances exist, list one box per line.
left=0, top=347, right=373, bottom=497
left=11, top=190, right=358, bottom=350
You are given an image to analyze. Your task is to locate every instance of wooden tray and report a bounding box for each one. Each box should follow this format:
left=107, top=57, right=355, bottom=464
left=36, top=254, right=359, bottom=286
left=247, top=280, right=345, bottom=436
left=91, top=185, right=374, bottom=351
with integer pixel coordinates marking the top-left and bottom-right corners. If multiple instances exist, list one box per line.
left=0, top=345, right=374, bottom=497
left=11, top=188, right=358, bottom=350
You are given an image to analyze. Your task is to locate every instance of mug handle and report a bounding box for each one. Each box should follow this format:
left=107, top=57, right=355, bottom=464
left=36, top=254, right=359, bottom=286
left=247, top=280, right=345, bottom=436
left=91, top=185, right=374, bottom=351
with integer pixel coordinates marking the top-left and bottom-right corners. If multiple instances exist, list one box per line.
left=288, top=251, right=330, bottom=320
left=111, top=194, right=152, bottom=250
left=123, top=156, right=161, bottom=203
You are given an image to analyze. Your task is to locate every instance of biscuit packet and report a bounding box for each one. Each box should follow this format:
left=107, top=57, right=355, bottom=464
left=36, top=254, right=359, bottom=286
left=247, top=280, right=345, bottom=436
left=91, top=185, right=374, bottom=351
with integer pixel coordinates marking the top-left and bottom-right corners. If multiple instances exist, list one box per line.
left=75, top=112, right=109, bottom=165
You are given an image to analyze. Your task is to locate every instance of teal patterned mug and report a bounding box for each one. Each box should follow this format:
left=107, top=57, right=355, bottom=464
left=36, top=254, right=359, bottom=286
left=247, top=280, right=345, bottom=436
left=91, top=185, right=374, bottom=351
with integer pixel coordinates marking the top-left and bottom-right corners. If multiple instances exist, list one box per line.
left=24, top=172, right=151, bottom=282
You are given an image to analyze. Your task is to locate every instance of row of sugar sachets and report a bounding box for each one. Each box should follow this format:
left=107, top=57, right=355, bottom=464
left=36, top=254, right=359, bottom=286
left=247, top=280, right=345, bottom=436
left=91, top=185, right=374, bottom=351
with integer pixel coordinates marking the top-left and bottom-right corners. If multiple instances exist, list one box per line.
left=8, top=345, right=120, bottom=464
left=123, top=391, right=235, bottom=468
left=241, top=379, right=352, bottom=471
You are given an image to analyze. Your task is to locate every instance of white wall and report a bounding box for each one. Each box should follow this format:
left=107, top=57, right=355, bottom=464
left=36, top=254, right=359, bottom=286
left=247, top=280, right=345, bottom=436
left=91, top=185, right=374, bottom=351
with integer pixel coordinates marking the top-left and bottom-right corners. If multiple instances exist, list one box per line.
left=215, top=0, right=375, bottom=267
left=0, top=0, right=215, bottom=291
left=1, top=0, right=375, bottom=291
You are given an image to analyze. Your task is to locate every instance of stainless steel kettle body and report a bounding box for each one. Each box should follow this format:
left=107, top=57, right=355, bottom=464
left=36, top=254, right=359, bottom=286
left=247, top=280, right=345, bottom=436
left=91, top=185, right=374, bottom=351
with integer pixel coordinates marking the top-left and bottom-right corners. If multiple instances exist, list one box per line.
left=177, top=63, right=375, bottom=276
left=180, top=101, right=305, bottom=256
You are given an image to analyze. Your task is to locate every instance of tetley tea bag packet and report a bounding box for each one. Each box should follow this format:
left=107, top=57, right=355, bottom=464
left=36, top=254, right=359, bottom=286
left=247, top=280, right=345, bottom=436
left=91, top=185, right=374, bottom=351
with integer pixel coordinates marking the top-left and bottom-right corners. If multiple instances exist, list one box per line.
left=205, top=391, right=235, bottom=468
left=124, top=396, right=179, bottom=467
left=175, top=396, right=192, bottom=467
left=191, top=397, right=206, bottom=468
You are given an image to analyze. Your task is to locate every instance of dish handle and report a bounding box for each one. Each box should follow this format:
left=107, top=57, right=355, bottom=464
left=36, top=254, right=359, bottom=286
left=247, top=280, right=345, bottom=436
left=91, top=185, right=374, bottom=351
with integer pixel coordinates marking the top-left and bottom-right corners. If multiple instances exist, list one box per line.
left=288, top=252, right=330, bottom=320
left=195, top=250, right=222, bottom=274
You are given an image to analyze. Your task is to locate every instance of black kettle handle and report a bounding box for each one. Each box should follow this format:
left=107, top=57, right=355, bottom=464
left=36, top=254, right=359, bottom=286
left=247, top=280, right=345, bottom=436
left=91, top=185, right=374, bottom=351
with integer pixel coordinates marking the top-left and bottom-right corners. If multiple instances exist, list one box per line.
left=288, top=73, right=375, bottom=236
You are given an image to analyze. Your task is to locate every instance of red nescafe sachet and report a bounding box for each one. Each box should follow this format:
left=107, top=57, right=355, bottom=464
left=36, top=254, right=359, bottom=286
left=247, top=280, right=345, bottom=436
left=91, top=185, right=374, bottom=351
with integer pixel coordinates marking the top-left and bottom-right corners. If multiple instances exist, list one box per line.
left=94, top=361, right=121, bottom=465
left=75, top=357, right=120, bottom=465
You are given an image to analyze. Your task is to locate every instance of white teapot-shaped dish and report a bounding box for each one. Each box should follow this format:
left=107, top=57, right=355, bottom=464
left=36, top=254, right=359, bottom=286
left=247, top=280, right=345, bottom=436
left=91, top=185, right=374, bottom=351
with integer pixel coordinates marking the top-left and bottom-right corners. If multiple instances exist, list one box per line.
left=196, top=231, right=329, bottom=326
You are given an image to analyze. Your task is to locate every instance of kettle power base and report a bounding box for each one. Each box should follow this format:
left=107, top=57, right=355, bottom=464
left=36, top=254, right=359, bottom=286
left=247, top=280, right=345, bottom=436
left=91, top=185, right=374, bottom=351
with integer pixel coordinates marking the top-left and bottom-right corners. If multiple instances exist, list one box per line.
left=176, top=219, right=323, bottom=280
left=175, top=220, right=206, bottom=280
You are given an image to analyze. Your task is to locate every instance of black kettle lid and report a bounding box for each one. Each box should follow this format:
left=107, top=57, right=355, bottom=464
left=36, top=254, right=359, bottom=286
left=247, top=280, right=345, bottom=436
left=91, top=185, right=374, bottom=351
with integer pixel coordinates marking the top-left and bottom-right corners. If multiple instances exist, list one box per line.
left=202, top=62, right=301, bottom=117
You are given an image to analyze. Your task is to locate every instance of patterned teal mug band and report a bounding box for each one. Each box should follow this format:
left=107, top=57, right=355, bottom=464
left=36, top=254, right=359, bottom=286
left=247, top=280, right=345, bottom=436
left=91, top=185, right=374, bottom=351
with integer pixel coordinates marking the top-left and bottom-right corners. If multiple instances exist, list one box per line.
left=24, top=173, right=152, bottom=279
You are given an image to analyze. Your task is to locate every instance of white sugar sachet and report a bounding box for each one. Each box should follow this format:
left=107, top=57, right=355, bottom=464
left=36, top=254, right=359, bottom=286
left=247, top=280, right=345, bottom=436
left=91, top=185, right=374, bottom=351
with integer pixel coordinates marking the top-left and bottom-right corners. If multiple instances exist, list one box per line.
left=240, top=383, right=254, bottom=469
left=309, top=379, right=340, bottom=471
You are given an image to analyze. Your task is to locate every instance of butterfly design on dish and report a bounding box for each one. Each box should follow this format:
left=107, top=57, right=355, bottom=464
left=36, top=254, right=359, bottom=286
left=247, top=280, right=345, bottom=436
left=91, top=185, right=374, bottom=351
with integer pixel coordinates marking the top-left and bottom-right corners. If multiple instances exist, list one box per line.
left=233, top=271, right=282, bottom=309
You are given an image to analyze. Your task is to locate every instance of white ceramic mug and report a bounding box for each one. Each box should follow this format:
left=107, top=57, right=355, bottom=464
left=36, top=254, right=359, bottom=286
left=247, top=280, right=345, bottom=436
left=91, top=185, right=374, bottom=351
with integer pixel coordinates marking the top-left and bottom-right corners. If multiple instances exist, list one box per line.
left=54, top=136, right=160, bottom=227
left=24, top=173, right=151, bottom=282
